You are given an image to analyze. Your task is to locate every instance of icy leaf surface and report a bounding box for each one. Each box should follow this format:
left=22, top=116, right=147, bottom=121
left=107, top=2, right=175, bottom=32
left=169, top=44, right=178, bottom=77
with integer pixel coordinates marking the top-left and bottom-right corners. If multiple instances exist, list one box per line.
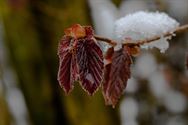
left=102, top=46, right=132, bottom=107
left=114, top=11, right=179, bottom=52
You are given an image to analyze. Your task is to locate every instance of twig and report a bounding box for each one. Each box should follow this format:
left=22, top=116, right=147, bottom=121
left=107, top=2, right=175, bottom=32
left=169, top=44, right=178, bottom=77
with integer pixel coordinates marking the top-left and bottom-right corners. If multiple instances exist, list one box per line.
left=94, top=24, right=188, bottom=47
left=94, top=35, right=117, bottom=46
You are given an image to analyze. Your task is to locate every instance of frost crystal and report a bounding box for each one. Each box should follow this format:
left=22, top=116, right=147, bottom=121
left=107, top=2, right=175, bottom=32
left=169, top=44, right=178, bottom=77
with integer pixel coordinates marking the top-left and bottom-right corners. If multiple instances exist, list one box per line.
left=114, top=11, right=179, bottom=52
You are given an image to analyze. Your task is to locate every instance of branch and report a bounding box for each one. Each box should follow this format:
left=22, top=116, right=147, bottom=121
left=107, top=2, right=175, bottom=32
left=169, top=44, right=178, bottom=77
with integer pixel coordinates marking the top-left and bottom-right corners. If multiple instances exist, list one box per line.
left=94, top=35, right=117, bottom=46
left=94, top=24, right=188, bottom=47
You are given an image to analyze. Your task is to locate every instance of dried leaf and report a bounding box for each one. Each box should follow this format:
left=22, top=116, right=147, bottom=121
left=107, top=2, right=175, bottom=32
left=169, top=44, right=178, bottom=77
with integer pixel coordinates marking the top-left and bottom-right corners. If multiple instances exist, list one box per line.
left=102, top=46, right=132, bottom=107
left=76, top=27, right=104, bottom=95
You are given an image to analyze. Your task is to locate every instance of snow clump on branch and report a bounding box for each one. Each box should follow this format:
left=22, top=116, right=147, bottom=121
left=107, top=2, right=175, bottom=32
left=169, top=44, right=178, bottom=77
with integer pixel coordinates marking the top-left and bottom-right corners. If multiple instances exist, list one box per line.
left=114, top=11, right=179, bottom=53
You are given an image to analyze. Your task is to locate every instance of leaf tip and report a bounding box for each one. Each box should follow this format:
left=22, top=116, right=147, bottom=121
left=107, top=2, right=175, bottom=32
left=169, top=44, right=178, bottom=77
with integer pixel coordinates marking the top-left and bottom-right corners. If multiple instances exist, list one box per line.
left=58, top=80, right=73, bottom=95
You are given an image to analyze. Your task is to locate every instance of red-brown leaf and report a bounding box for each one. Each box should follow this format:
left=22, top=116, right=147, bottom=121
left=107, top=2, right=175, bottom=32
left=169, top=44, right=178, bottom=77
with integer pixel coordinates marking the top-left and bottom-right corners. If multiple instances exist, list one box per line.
left=102, top=46, right=132, bottom=107
left=76, top=36, right=104, bottom=95
left=58, top=25, right=104, bottom=95
left=57, top=36, right=79, bottom=94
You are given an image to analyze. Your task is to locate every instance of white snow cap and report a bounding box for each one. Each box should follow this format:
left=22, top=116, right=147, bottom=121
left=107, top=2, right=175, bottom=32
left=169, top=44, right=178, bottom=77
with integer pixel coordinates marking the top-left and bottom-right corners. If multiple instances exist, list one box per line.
left=114, top=11, right=179, bottom=53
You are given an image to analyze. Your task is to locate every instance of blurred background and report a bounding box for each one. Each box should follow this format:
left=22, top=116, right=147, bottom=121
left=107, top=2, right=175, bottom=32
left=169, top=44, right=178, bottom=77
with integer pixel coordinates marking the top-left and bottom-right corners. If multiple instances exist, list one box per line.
left=0, top=0, right=188, bottom=125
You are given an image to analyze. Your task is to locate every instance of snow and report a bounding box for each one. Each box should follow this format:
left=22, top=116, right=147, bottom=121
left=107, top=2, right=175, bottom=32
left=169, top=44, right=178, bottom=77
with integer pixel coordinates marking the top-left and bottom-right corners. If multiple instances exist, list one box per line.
left=88, top=1, right=180, bottom=52
left=114, top=11, right=179, bottom=52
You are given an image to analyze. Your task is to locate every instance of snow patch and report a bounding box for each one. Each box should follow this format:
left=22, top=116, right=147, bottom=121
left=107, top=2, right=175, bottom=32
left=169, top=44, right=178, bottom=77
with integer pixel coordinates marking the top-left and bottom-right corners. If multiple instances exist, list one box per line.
left=114, top=11, right=179, bottom=53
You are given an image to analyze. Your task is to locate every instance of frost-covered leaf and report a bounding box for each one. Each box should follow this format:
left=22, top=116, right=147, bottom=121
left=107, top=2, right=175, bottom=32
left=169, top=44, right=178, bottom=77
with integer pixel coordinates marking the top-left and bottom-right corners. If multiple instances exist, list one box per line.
left=114, top=11, right=179, bottom=53
left=57, top=36, right=79, bottom=94
left=77, top=28, right=104, bottom=95
left=102, top=46, right=132, bottom=107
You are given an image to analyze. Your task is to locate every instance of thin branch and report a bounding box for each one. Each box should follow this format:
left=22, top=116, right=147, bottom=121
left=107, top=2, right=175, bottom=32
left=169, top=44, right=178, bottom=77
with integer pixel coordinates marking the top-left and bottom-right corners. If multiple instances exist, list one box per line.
left=94, top=24, right=188, bottom=47
left=94, top=35, right=117, bottom=46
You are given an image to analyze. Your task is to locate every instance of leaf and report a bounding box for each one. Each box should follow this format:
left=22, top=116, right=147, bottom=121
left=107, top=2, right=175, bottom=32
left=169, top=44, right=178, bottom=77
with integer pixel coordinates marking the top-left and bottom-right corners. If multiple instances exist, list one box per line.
left=58, top=24, right=104, bottom=95
left=76, top=27, right=104, bottom=95
left=102, top=46, right=132, bottom=107
left=57, top=36, right=79, bottom=94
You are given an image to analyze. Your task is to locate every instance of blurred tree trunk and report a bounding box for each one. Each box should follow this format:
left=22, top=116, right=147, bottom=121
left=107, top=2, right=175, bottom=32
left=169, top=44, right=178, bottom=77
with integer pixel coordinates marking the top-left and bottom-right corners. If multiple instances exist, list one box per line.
left=0, top=0, right=120, bottom=125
